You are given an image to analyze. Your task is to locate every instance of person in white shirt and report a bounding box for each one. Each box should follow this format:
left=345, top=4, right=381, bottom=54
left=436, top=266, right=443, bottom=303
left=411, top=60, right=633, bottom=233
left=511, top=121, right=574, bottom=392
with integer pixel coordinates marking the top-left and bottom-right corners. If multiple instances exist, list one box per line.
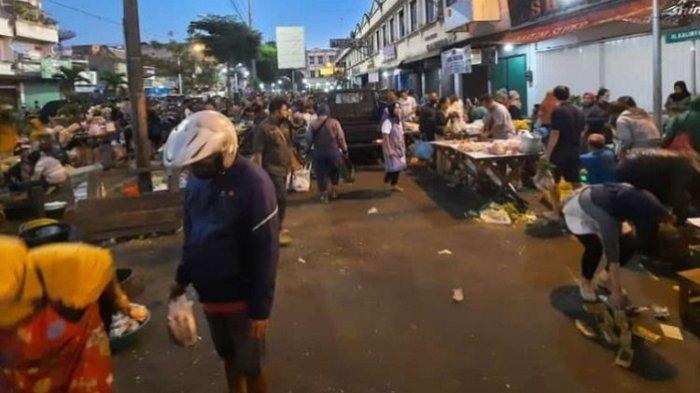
left=31, top=151, right=68, bottom=185
left=399, top=90, right=417, bottom=120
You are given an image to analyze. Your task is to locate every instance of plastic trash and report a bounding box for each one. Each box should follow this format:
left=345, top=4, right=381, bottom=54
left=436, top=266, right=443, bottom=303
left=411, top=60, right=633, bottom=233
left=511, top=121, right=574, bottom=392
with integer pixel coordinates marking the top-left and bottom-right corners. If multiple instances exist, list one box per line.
left=479, top=208, right=512, bottom=225
left=452, top=288, right=464, bottom=303
left=168, top=295, right=198, bottom=347
left=438, top=249, right=453, bottom=256
left=367, top=207, right=379, bottom=215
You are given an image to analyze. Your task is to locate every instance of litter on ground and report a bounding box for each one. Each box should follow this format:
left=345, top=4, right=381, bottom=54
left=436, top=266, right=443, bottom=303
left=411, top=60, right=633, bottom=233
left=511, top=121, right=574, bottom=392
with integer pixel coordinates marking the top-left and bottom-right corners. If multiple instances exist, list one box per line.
left=452, top=288, right=464, bottom=303
left=367, top=207, right=379, bottom=215
left=438, top=249, right=453, bottom=256
left=658, top=323, right=684, bottom=341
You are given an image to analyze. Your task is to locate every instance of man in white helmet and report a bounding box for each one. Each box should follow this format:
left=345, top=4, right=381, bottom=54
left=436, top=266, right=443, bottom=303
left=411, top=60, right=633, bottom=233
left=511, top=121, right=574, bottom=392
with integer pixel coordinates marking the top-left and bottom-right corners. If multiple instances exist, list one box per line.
left=165, top=110, right=279, bottom=393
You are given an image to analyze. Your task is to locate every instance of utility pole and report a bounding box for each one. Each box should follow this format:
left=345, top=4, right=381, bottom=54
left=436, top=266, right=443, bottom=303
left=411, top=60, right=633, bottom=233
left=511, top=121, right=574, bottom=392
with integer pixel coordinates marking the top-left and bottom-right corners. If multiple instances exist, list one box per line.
left=652, top=0, right=662, bottom=129
left=248, top=0, right=257, bottom=89
left=177, top=57, right=183, bottom=95
left=124, top=0, right=153, bottom=192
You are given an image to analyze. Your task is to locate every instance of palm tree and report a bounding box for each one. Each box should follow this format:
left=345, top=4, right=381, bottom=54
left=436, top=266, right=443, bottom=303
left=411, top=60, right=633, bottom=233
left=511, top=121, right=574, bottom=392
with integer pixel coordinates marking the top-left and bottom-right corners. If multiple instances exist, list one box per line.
left=53, top=66, right=90, bottom=96
left=99, top=71, right=127, bottom=95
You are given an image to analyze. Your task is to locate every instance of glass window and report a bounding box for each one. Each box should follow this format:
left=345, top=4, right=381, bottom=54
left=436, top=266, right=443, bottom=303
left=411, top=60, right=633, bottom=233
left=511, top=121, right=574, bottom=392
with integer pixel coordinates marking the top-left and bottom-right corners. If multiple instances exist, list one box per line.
left=389, top=18, right=395, bottom=42
left=409, top=1, right=417, bottom=31
left=310, top=70, right=316, bottom=78
left=317, top=56, right=324, bottom=64
left=329, top=55, right=335, bottom=62
left=426, top=0, right=437, bottom=23
left=309, top=56, right=315, bottom=65
left=382, top=24, right=387, bottom=47
left=398, top=10, right=405, bottom=37
left=375, top=31, right=380, bottom=52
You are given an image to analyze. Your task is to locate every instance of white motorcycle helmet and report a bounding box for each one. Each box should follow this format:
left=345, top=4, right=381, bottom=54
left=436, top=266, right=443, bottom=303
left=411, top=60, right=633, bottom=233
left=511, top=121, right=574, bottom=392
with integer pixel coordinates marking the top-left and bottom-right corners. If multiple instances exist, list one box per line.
left=163, top=110, right=238, bottom=169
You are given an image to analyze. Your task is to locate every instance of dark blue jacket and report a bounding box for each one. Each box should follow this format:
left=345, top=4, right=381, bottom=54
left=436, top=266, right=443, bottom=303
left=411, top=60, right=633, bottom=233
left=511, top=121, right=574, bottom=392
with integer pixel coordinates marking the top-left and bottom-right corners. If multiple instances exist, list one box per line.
left=177, top=157, right=280, bottom=320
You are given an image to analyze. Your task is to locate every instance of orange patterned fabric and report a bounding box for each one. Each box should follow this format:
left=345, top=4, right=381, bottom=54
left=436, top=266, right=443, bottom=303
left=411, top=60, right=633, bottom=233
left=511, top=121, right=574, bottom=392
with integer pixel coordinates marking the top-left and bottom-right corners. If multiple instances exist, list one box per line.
left=0, top=303, right=113, bottom=393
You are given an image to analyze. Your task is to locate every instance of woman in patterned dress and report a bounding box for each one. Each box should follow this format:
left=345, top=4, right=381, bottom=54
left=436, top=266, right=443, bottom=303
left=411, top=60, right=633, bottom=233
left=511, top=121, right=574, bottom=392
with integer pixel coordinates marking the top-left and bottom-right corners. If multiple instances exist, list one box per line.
left=0, top=237, right=144, bottom=393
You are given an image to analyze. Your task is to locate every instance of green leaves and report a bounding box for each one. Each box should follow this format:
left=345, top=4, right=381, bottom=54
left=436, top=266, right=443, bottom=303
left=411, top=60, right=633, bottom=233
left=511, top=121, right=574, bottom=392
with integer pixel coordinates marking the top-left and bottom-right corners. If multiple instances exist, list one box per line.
left=187, top=15, right=261, bottom=65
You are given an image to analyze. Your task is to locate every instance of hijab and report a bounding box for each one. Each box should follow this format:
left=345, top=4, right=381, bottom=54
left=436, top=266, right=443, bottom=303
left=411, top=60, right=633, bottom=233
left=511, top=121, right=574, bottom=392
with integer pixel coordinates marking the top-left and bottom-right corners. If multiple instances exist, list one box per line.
left=671, top=81, right=691, bottom=101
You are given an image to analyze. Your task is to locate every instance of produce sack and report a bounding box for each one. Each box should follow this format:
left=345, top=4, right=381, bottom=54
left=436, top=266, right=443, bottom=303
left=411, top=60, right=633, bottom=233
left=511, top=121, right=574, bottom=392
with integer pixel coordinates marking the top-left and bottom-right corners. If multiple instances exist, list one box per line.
left=168, top=295, right=198, bottom=347
left=414, top=141, right=434, bottom=161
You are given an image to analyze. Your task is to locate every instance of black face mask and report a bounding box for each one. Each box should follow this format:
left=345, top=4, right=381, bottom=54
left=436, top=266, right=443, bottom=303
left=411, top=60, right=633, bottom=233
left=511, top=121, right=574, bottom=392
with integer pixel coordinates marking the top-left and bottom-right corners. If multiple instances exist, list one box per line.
left=191, top=154, right=225, bottom=180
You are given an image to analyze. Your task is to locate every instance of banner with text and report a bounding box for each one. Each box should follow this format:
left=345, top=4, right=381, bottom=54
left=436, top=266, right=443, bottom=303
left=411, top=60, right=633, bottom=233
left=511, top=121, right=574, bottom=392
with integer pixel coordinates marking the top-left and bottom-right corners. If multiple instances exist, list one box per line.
left=441, top=46, right=472, bottom=76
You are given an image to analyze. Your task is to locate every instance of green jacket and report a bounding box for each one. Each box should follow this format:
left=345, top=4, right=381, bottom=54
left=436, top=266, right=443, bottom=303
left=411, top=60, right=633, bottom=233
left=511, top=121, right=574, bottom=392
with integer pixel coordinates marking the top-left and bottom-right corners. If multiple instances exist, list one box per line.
left=664, top=96, right=700, bottom=150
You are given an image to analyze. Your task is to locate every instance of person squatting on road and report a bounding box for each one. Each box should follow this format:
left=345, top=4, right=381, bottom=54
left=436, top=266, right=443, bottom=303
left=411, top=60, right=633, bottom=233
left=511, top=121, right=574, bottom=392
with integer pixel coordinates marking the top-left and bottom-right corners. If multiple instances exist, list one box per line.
left=164, top=111, right=280, bottom=393
left=308, top=104, right=348, bottom=203
left=562, top=183, right=673, bottom=309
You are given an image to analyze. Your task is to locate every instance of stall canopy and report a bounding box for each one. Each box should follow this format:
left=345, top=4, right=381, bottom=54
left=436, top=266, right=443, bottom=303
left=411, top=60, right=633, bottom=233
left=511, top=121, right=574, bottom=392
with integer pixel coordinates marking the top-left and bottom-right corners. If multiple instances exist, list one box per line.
left=503, top=0, right=651, bottom=44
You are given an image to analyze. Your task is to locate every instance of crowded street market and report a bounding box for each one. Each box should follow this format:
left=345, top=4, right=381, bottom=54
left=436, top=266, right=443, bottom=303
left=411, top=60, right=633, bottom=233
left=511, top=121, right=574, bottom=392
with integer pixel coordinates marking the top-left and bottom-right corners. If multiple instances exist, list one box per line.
left=0, top=1, right=699, bottom=393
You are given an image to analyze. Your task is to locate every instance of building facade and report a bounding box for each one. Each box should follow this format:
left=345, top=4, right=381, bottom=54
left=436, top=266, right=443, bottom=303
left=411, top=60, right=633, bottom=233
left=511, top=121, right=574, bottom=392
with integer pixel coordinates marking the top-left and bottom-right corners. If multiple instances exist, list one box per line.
left=303, top=48, right=338, bottom=90
left=339, top=0, right=699, bottom=114
left=0, top=0, right=60, bottom=108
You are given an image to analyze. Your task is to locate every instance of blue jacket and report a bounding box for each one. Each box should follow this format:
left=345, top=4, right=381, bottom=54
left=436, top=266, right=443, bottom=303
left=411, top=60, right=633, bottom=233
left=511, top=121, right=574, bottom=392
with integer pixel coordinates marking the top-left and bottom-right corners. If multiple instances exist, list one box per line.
left=581, top=148, right=617, bottom=184
left=177, top=157, right=279, bottom=319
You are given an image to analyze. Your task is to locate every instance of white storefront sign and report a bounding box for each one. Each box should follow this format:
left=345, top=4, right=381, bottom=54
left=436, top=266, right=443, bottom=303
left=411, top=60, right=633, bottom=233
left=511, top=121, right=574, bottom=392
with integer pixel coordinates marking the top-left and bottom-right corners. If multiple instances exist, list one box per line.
left=276, top=26, right=306, bottom=69
left=368, top=72, right=380, bottom=83
left=441, top=46, right=472, bottom=76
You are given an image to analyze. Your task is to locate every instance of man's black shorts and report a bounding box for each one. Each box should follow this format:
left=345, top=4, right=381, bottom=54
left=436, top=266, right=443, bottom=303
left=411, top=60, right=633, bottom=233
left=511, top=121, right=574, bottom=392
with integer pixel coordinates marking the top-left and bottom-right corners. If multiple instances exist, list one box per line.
left=551, top=150, right=581, bottom=183
left=205, top=312, right=265, bottom=376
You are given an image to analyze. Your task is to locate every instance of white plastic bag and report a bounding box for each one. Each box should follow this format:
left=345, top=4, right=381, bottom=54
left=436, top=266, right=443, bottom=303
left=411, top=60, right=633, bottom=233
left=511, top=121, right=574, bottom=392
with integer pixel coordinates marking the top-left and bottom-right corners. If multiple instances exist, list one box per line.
left=534, top=165, right=556, bottom=191
left=290, top=164, right=311, bottom=192
left=167, top=295, right=198, bottom=347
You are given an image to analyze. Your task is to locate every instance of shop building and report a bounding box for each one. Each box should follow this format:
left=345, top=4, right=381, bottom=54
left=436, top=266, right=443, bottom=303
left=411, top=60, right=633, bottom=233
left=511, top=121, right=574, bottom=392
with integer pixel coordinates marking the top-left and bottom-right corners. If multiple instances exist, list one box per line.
left=303, top=48, right=338, bottom=90
left=340, top=0, right=699, bottom=117
left=0, top=0, right=60, bottom=109
left=337, top=0, right=509, bottom=98
left=492, top=0, right=700, bottom=113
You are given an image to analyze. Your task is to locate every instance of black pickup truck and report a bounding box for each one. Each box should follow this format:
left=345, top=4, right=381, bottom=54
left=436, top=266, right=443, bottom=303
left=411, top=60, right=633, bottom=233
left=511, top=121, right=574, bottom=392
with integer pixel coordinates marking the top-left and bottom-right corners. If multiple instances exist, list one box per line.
left=322, top=89, right=383, bottom=156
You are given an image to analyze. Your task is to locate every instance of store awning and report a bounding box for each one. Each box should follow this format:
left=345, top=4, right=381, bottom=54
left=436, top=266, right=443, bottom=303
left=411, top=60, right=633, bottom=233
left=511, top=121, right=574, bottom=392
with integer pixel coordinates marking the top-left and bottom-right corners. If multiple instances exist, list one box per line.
left=399, top=50, right=441, bottom=69
left=502, top=0, right=651, bottom=44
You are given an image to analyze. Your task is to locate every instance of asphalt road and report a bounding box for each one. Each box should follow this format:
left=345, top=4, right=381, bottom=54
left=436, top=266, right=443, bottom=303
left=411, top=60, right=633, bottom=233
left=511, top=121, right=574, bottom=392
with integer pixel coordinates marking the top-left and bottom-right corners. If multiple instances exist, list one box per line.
left=111, top=167, right=700, bottom=393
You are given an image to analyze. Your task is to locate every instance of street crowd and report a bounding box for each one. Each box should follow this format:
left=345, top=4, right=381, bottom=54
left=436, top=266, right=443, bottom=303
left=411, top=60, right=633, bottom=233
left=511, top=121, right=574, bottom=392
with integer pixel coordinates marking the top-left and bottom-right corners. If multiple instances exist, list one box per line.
left=0, top=78, right=698, bottom=392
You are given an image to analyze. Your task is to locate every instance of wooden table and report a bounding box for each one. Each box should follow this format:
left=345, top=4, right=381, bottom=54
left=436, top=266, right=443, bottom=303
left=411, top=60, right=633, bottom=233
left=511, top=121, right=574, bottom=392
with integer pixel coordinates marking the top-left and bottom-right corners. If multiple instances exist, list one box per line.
left=431, top=140, right=541, bottom=187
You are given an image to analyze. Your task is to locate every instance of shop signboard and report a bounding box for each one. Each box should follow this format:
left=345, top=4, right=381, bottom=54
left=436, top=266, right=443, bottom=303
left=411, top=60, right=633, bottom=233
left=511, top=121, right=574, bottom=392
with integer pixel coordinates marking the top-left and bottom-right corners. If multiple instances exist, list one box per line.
left=368, top=72, right=379, bottom=83
left=276, top=26, right=306, bottom=69
left=441, top=46, right=472, bottom=76
left=666, top=26, right=700, bottom=43
left=320, top=66, right=335, bottom=77
left=507, top=0, right=614, bottom=27
left=40, top=59, right=72, bottom=79
left=330, top=38, right=355, bottom=49
left=383, top=45, right=397, bottom=62
left=445, top=0, right=501, bottom=32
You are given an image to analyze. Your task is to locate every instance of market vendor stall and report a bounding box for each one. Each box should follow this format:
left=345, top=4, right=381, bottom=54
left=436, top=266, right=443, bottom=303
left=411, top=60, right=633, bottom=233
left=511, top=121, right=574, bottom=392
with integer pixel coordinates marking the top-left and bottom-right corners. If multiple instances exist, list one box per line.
left=432, top=138, right=542, bottom=190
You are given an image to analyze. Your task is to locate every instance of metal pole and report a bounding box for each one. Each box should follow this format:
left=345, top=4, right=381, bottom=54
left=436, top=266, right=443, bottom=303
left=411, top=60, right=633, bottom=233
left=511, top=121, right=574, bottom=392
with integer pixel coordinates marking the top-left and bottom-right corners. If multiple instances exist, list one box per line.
left=248, top=0, right=257, bottom=89
left=692, top=39, right=697, bottom=95
left=652, top=0, right=662, bottom=129
left=124, top=0, right=153, bottom=192
left=177, top=57, right=183, bottom=94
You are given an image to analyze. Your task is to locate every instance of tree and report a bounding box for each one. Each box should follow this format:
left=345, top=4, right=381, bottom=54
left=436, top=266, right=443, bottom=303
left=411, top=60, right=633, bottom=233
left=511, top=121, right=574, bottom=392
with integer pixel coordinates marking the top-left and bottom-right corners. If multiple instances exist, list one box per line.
left=188, top=15, right=261, bottom=66
left=53, top=66, right=90, bottom=96
left=256, top=41, right=279, bottom=84
left=100, top=71, right=127, bottom=95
